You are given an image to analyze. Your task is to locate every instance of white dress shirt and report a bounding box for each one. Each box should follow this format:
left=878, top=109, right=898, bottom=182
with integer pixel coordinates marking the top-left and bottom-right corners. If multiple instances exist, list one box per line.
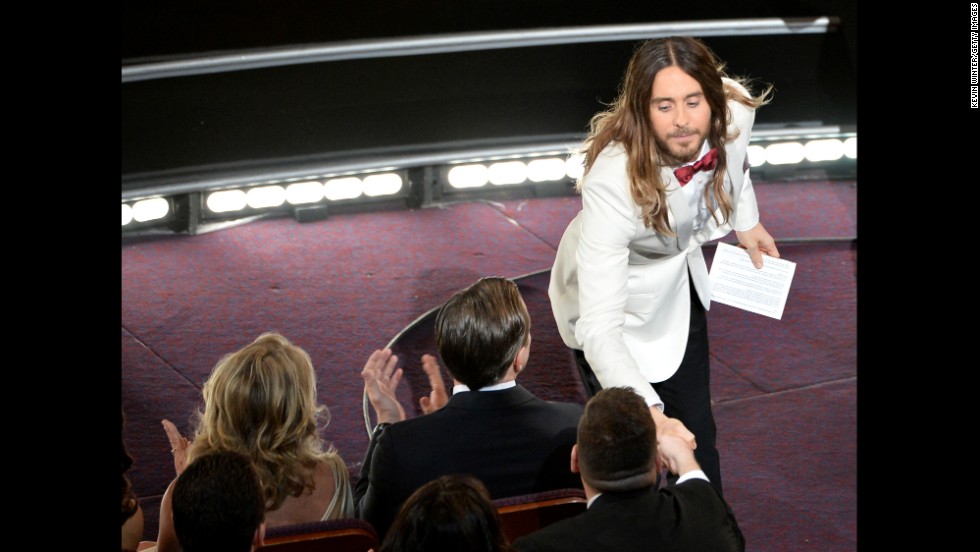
left=452, top=380, right=517, bottom=394
left=677, top=140, right=718, bottom=234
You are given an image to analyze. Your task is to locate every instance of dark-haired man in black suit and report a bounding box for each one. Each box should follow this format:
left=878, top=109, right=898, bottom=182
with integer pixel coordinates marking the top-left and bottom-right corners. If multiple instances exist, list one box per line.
left=513, top=387, right=744, bottom=552
left=354, top=277, right=584, bottom=540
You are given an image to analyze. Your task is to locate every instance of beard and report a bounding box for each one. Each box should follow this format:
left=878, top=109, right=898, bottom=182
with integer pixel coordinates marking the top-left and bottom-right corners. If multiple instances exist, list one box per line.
left=655, top=128, right=706, bottom=167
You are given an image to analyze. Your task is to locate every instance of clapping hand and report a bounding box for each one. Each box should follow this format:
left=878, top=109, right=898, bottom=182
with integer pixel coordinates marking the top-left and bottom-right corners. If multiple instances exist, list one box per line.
left=362, top=348, right=407, bottom=424
left=419, top=354, right=449, bottom=414
left=162, top=419, right=190, bottom=476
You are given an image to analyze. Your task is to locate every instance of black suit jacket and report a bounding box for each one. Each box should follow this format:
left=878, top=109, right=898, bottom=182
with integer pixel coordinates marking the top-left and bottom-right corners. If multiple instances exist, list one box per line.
left=513, top=480, right=745, bottom=552
left=354, top=385, right=583, bottom=539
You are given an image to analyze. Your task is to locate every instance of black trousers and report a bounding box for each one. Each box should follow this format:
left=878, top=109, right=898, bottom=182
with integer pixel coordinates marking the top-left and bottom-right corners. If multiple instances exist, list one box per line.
left=572, top=281, right=722, bottom=494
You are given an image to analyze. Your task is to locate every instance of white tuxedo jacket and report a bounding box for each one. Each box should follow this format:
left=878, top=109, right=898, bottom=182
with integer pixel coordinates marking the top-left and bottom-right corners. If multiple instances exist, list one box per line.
left=549, top=79, right=760, bottom=407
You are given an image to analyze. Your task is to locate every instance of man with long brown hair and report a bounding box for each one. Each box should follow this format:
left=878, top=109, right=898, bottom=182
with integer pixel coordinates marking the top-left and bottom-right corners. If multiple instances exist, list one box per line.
left=549, top=36, right=779, bottom=493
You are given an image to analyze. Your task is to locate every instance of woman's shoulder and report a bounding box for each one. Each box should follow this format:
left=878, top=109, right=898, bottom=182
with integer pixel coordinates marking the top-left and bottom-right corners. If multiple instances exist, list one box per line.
left=122, top=504, right=144, bottom=551
left=266, top=457, right=347, bottom=526
left=316, top=453, right=355, bottom=519
left=315, top=453, right=348, bottom=480
left=325, top=448, right=347, bottom=465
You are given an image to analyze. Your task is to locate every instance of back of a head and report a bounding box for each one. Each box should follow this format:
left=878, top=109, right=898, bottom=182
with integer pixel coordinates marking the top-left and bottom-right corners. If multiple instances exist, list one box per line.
left=577, top=387, right=658, bottom=493
left=434, top=277, right=530, bottom=390
left=380, top=474, right=513, bottom=552
left=173, top=450, right=265, bottom=552
left=198, top=332, right=322, bottom=445
left=191, top=331, right=331, bottom=510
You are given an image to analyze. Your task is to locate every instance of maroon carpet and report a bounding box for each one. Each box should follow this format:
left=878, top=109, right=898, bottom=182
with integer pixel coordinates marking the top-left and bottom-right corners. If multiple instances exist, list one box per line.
left=122, top=180, right=856, bottom=550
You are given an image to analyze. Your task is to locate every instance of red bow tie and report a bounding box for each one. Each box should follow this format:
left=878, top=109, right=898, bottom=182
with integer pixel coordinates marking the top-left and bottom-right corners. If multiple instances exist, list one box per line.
left=673, top=148, right=718, bottom=186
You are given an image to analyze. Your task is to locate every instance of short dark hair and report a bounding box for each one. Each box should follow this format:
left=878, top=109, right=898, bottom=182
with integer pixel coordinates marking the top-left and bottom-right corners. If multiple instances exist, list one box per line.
left=173, top=451, right=265, bottom=552
left=380, top=474, right=513, bottom=552
left=577, top=387, right=658, bottom=492
left=434, top=277, right=530, bottom=390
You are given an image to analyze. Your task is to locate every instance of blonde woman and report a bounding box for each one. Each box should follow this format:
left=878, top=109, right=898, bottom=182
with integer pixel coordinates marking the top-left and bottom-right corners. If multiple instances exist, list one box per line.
left=151, top=332, right=353, bottom=552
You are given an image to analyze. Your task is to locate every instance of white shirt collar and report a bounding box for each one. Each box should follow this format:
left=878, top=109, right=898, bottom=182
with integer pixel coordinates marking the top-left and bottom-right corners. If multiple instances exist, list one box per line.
left=678, top=140, right=719, bottom=234
left=452, top=380, right=517, bottom=394
left=587, top=470, right=709, bottom=509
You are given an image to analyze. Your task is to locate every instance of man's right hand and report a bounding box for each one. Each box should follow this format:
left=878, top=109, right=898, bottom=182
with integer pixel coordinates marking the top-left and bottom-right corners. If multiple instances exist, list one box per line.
left=657, top=433, right=701, bottom=476
left=648, top=406, right=699, bottom=476
left=649, top=406, right=696, bottom=449
left=361, top=348, right=406, bottom=424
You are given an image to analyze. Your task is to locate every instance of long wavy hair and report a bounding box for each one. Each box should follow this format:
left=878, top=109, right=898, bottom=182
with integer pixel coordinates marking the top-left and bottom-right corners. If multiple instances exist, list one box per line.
left=580, top=36, right=771, bottom=235
left=187, top=331, right=340, bottom=511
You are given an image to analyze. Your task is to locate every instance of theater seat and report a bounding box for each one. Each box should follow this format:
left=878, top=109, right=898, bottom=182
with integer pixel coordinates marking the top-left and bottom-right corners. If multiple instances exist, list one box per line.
left=493, top=488, right=588, bottom=542
left=257, top=518, right=379, bottom=552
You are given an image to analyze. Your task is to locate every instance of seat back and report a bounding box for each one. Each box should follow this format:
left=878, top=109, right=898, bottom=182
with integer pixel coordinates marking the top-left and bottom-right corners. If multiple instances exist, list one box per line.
left=257, top=518, right=378, bottom=552
left=493, top=488, right=588, bottom=542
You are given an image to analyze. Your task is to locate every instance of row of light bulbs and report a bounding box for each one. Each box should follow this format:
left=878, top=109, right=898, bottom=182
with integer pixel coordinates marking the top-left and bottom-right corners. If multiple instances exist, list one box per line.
left=445, top=136, right=856, bottom=189
left=205, top=173, right=403, bottom=213
left=122, top=173, right=404, bottom=226
left=123, top=137, right=856, bottom=226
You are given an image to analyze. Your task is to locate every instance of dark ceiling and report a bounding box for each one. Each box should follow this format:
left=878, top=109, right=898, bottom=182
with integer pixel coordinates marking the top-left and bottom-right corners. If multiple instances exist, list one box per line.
left=121, top=1, right=857, bottom=191
left=122, top=1, right=857, bottom=63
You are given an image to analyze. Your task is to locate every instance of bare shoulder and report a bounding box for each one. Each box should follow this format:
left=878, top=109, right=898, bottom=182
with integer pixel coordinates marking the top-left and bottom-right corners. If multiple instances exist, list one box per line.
left=123, top=504, right=145, bottom=551
left=315, top=454, right=346, bottom=485
left=265, top=458, right=342, bottom=526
